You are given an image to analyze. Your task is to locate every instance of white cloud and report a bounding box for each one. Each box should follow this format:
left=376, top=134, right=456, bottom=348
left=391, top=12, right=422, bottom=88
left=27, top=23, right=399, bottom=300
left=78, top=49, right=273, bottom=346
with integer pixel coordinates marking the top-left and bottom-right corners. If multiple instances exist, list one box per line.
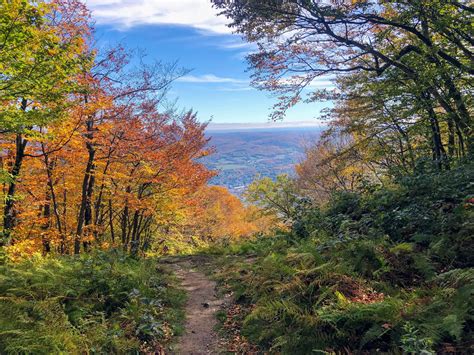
left=259, top=75, right=335, bottom=90
left=307, top=79, right=335, bottom=89
left=85, top=0, right=231, bottom=34
left=218, top=86, right=253, bottom=92
left=177, top=74, right=334, bottom=91
left=177, top=74, right=248, bottom=84
left=219, top=40, right=256, bottom=50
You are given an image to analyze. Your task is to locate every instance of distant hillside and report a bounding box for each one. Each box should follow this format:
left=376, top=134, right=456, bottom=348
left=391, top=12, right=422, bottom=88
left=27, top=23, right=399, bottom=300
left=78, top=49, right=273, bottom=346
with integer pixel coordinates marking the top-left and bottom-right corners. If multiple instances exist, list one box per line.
left=202, top=127, right=323, bottom=195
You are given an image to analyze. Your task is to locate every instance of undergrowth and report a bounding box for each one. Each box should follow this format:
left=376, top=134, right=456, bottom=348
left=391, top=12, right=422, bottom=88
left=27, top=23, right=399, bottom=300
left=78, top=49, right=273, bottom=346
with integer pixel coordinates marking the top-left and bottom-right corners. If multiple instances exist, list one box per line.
left=207, top=164, right=474, bottom=354
left=0, top=250, right=185, bottom=354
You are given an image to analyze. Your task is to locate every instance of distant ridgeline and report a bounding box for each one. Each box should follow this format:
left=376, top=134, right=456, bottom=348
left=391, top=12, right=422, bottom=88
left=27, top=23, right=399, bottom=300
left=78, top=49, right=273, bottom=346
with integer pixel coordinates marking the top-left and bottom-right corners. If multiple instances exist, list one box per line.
left=203, top=126, right=323, bottom=196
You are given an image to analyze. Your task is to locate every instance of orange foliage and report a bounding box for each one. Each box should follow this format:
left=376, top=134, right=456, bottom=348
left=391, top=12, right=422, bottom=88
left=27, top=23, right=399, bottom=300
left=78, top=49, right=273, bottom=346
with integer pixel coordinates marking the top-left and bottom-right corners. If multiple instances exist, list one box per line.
left=0, top=1, right=273, bottom=258
left=182, top=186, right=275, bottom=242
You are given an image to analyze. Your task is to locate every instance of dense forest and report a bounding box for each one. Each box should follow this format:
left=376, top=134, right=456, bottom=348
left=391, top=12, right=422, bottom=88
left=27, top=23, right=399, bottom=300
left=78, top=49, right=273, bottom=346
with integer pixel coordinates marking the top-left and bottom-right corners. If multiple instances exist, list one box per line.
left=0, top=0, right=473, bottom=354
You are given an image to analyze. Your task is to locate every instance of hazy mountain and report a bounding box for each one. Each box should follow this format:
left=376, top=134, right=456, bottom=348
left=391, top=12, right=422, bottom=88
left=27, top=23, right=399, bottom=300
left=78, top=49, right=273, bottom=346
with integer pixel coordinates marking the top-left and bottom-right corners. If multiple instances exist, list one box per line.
left=203, top=126, right=323, bottom=195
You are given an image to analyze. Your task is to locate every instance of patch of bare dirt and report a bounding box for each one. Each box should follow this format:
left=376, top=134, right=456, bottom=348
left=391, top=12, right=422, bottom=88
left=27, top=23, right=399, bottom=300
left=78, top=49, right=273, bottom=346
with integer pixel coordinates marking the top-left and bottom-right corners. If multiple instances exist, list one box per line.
left=168, top=258, right=225, bottom=354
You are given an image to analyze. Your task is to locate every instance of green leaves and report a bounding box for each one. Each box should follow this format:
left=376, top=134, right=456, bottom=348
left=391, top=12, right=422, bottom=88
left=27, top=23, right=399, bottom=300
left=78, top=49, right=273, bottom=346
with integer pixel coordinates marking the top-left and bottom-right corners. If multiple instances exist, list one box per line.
left=0, top=251, right=186, bottom=353
left=0, top=0, right=92, bottom=133
left=400, top=323, right=435, bottom=355
left=213, top=161, right=473, bottom=353
left=245, top=174, right=300, bottom=223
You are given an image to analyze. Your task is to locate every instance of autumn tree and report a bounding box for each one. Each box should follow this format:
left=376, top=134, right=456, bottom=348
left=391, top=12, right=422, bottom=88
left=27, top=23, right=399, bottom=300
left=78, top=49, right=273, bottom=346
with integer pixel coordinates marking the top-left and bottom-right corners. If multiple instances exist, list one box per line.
left=213, top=0, right=473, bottom=168
left=143, top=185, right=278, bottom=254
left=60, top=44, right=190, bottom=254
left=185, top=186, right=259, bottom=241
left=0, top=0, right=91, bottom=245
left=0, top=2, right=218, bottom=256
left=245, top=174, right=300, bottom=224
left=296, top=128, right=369, bottom=204
left=110, top=111, right=213, bottom=255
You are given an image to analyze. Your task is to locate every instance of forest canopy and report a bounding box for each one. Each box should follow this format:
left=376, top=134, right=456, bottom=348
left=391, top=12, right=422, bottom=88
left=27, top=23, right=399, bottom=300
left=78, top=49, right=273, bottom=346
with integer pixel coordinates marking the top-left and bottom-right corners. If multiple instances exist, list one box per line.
left=0, top=0, right=270, bottom=258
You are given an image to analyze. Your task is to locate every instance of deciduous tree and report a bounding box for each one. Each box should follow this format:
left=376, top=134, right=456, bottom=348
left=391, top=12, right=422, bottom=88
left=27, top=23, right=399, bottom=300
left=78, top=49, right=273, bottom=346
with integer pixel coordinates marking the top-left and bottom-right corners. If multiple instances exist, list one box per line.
left=0, top=0, right=91, bottom=245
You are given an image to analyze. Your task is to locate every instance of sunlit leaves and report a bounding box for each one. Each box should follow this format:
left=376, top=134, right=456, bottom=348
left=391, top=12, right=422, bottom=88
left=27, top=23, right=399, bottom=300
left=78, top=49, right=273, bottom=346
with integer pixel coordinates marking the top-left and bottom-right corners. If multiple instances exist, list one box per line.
left=0, top=0, right=92, bottom=131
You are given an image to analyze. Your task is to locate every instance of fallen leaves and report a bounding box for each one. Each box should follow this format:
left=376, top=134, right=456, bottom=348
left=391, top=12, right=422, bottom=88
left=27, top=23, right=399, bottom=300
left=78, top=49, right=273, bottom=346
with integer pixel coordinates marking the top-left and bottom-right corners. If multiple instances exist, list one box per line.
left=219, top=303, right=260, bottom=354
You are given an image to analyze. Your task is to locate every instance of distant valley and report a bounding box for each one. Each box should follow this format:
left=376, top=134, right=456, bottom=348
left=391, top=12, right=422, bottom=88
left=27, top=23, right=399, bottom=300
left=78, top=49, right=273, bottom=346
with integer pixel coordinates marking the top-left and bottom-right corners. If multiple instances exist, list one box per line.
left=203, top=127, right=323, bottom=195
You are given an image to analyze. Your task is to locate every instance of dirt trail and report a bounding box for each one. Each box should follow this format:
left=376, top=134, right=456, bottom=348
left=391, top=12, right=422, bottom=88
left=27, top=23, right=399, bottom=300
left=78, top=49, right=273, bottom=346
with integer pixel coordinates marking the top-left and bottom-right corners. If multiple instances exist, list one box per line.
left=168, top=258, right=225, bottom=354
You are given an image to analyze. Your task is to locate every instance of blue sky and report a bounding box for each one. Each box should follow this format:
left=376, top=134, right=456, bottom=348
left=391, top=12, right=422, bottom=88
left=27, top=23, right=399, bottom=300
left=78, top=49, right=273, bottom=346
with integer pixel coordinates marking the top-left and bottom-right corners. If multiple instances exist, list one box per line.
left=87, top=0, right=332, bottom=124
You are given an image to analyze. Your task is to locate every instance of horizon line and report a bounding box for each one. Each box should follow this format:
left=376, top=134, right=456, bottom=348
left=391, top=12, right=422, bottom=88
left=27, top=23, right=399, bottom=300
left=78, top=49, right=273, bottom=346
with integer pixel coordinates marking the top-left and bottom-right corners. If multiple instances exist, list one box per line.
left=206, top=121, right=326, bottom=131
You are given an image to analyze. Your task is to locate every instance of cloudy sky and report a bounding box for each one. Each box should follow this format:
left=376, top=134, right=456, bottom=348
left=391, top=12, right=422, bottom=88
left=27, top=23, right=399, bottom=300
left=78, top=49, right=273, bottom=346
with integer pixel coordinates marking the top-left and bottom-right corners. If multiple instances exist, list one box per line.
left=86, top=0, right=332, bottom=124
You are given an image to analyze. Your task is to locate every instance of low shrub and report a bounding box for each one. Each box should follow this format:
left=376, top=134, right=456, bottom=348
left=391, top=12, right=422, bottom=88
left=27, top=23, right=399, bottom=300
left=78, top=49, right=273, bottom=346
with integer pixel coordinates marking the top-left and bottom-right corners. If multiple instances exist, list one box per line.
left=212, top=163, right=474, bottom=353
left=0, top=250, right=185, bottom=354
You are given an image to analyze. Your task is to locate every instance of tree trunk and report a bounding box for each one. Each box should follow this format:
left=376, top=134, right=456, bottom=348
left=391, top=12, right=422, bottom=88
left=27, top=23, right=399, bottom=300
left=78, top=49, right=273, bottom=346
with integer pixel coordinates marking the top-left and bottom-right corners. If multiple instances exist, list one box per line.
left=75, top=115, right=96, bottom=254
left=2, top=131, right=28, bottom=246
left=108, top=198, right=115, bottom=243
left=121, top=188, right=130, bottom=251
left=420, top=92, right=449, bottom=170
left=42, top=146, right=65, bottom=253
left=130, top=210, right=141, bottom=255
left=42, top=191, right=51, bottom=255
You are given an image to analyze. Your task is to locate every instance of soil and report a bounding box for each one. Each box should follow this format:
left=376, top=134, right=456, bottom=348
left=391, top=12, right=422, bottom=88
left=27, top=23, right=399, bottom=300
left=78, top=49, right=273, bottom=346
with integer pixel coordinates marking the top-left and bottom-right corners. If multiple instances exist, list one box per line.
left=166, top=257, right=225, bottom=355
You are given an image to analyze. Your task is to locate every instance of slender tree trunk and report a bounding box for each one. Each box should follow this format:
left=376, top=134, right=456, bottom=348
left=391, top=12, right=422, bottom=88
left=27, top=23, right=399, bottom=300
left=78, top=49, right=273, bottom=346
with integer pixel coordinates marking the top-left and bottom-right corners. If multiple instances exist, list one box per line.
left=130, top=210, right=141, bottom=255
left=139, top=216, right=153, bottom=253
left=75, top=115, right=96, bottom=254
left=93, top=159, right=112, bottom=240
left=42, top=192, right=51, bottom=255
left=42, top=146, right=65, bottom=253
left=2, top=127, right=28, bottom=246
left=421, top=92, right=449, bottom=170
left=62, top=178, right=68, bottom=253
left=108, top=198, right=115, bottom=244
left=83, top=163, right=95, bottom=251
left=121, top=187, right=130, bottom=251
